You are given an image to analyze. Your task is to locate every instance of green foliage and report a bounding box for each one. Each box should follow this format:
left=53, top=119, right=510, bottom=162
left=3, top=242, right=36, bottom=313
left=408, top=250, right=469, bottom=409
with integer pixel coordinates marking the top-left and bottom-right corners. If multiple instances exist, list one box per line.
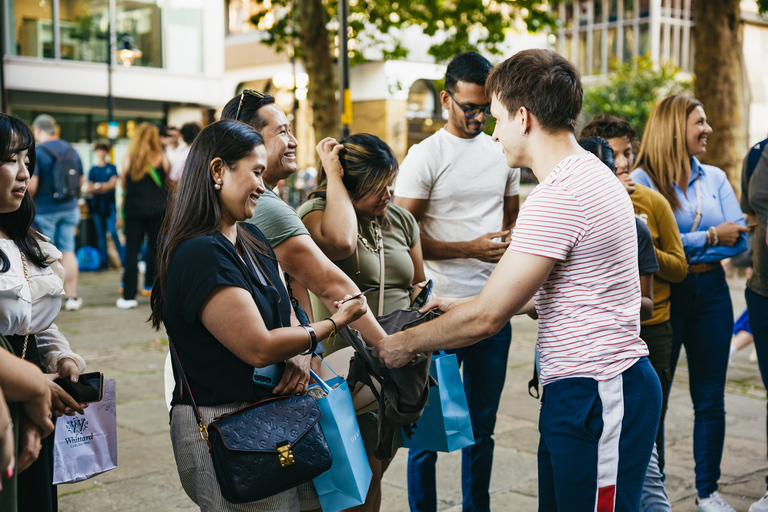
left=582, top=56, right=693, bottom=139
left=759, top=0, right=768, bottom=13
left=250, top=0, right=557, bottom=65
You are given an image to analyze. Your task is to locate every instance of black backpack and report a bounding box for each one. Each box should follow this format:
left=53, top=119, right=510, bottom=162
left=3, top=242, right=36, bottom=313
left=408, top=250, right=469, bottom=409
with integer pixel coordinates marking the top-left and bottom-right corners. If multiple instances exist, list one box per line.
left=38, top=144, right=81, bottom=201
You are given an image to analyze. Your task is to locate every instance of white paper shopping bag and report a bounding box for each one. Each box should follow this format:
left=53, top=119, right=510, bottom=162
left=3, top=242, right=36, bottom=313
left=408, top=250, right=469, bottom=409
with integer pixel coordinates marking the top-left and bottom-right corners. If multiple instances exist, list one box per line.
left=53, top=379, right=118, bottom=484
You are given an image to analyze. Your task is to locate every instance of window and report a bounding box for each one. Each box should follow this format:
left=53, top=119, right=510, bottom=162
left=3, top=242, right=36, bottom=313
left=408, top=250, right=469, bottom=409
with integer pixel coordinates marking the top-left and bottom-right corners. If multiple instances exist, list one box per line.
left=115, top=0, right=162, bottom=68
left=165, top=0, right=203, bottom=73
left=59, top=0, right=110, bottom=63
left=10, top=0, right=55, bottom=58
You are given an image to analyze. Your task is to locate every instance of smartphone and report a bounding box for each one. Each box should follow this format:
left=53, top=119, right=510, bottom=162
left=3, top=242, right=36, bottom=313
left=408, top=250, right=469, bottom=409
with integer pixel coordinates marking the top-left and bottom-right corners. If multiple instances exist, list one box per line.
left=410, top=279, right=434, bottom=309
left=54, top=372, right=104, bottom=404
left=253, top=363, right=285, bottom=388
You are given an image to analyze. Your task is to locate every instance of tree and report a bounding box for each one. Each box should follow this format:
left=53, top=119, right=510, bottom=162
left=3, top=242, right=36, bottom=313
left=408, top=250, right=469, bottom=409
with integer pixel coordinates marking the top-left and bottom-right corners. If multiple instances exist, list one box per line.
left=582, top=56, right=693, bottom=139
left=695, top=0, right=768, bottom=191
left=252, top=0, right=556, bottom=141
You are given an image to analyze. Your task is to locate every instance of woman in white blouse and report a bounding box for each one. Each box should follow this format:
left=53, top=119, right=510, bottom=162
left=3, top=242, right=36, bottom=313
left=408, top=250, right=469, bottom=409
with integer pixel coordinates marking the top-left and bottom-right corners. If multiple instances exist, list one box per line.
left=0, top=113, right=87, bottom=511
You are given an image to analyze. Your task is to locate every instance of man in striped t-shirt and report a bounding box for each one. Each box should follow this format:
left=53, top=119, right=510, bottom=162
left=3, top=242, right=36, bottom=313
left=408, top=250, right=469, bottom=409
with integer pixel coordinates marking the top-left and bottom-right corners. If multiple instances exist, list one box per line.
left=374, top=49, right=661, bottom=512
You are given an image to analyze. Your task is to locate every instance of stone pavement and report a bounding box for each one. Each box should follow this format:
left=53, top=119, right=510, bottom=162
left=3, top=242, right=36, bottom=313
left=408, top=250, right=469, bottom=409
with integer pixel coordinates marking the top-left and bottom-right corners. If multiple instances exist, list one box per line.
left=54, top=270, right=767, bottom=512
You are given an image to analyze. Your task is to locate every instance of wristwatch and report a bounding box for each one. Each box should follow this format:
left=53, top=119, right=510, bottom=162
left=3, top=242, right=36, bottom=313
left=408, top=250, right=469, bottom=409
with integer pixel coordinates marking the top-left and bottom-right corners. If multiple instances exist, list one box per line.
left=94, top=183, right=102, bottom=190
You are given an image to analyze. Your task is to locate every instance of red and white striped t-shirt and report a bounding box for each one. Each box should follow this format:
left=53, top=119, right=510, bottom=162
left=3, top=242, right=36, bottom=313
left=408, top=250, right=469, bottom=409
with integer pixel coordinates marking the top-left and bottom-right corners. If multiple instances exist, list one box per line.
left=510, top=153, right=648, bottom=386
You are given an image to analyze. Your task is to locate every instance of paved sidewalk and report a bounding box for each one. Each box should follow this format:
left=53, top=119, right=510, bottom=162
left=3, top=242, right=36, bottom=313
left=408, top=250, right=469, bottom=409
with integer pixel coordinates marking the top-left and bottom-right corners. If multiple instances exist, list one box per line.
left=54, top=270, right=767, bottom=511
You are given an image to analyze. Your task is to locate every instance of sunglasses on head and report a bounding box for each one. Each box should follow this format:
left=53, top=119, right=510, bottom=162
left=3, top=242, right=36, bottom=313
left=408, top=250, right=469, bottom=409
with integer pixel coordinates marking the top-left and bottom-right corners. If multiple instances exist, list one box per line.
left=235, top=89, right=266, bottom=121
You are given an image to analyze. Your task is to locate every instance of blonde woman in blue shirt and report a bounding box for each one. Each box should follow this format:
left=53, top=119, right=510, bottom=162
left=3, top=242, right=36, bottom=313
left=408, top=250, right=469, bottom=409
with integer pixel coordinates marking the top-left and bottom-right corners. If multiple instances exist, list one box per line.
left=631, top=95, right=749, bottom=512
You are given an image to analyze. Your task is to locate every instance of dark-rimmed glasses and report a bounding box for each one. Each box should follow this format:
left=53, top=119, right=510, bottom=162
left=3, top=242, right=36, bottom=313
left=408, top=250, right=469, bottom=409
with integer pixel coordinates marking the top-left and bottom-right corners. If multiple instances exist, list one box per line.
left=446, top=90, right=491, bottom=118
left=235, top=89, right=266, bottom=121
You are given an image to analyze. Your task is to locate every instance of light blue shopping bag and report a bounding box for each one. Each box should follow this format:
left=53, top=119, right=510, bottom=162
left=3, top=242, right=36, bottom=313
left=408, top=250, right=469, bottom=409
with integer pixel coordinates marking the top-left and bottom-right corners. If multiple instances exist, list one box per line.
left=310, top=370, right=372, bottom=512
left=402, top=351, right=475, bottom=452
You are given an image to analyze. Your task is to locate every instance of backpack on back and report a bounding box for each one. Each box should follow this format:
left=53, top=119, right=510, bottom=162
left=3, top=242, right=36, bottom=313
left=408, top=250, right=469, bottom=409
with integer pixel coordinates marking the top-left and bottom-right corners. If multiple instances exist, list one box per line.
left=38, top=144, right=81, bottom=201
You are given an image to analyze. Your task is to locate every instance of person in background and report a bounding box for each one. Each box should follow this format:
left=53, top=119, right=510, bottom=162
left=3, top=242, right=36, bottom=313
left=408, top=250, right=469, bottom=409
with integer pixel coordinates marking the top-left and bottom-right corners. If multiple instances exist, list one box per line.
left=27, top=114, right=84, bottom=311
left=0, top=112, right=87, bottom=512
left=117, top=123, right=169, bottom=309
left=150, top=119, right=366, bottom=511
left=168, top=122, right=202, bottom=184
left=84, top=141, right=122, bottom=269
left=580, top=114, right=687, bottom=473
left=632, top=95, right=749, bottom=512
left=298, top=134, right=428, bottom=512
left=740, top=135, right=768, bottom=512
left=393, top=51, right=520, bottom=512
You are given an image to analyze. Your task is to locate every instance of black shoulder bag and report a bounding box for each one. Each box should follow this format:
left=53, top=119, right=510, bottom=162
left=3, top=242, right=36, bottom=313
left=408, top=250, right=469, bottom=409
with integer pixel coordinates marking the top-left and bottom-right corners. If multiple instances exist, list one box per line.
left=169, top=341, right=332, bottom=504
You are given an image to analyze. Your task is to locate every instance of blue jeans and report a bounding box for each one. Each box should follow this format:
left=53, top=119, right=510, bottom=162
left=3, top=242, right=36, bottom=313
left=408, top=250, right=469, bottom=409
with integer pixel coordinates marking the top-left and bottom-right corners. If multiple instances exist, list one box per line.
left=34, top=207, right=80, bottom=253
left=745, top=287, right=768, bottom=490
left=668, top=269, right=732, bottom=499
left=92, top=205, right=124, bottom=267
left=642, top=443, right=671, bottom=512
left=407, top=322, right=512, bottom=512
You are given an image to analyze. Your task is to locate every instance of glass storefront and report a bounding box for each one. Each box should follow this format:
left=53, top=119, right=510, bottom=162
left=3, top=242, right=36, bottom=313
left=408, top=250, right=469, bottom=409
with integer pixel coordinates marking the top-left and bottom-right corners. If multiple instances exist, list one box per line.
left=9, top=0, right=54, bottom=58
left=5, top=0, right=204, bottom=70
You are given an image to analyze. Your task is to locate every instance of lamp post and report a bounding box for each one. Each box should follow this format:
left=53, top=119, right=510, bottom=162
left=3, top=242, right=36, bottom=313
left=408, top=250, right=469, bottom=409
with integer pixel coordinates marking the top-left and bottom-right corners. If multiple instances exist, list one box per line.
left=338, top=0, right=351, bottom=139
left=106, top=24, right=117, bottom=145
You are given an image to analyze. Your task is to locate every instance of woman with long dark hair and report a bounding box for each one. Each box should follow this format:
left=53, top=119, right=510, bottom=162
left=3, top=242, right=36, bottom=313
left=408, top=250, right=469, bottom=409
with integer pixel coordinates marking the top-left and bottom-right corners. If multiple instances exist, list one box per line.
left=0, top=113, right=86, bottom=511
left=632, top=95, right=749, bottom=512
left=117, top=123, right=169, bottom=309
left=150, top=119, right=366, bottom=511
left=297, top=133, right=427, bottom=512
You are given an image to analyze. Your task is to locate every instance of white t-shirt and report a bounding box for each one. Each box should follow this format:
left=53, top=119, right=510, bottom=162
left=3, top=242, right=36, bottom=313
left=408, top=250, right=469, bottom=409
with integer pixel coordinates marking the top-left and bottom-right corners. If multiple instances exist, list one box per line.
left=509, top=153, right=648, bottom=386
left=395, top=128, right=520, bottom=298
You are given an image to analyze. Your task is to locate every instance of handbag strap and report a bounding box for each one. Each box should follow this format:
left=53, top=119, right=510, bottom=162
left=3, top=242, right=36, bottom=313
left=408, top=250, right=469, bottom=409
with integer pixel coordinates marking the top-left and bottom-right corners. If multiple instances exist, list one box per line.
left=377, top=217, right=385, bottom=317
left=169, top=340, right=209, bottom=443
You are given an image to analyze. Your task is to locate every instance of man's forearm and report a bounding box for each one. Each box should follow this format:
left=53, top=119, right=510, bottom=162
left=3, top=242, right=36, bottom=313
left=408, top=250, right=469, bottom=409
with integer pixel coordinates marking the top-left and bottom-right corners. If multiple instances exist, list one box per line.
left=420, top=234, right=470, bottom=260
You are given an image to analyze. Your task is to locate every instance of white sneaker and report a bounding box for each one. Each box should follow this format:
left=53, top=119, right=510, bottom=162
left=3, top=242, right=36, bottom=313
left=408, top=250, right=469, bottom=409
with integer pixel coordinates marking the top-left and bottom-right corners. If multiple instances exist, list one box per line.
left=116, top=298, right=138, bottom=309
left=696, top=491, right=736, bottom=512
left=750, top=492, right=768, bottom=512
left=64, top=297, right=82, bottom=311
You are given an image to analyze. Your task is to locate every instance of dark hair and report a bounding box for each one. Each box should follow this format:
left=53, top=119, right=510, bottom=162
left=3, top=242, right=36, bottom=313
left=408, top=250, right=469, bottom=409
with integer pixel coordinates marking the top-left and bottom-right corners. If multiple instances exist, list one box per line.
left=150, top=120, right=269, bottom=329
left=578, top=137, right=615, bottom=172
left=486, top=49, right=582, bottom=133
left=580, top=114, right=637, bottom=142
left=445, top=51, right=493, bottom=93
left=0, top=114, right=48, bottom=272
left=311, top=133, right=398, bottom=204
left=94, top=141, right=111, bottom=152
left=220, top=91, right=277, bottom=132
left=180, top=122, right=201, bottom=145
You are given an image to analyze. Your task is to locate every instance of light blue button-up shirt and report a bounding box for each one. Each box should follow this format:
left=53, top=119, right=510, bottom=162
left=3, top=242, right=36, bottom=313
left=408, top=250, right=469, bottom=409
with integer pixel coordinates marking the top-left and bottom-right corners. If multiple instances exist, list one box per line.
left=631, top=157, right=747, bottom=264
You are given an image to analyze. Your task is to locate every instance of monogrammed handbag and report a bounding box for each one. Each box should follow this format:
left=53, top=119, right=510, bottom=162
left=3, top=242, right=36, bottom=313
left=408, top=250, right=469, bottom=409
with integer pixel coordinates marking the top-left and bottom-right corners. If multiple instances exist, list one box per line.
left=171, top=342, right=333, bottom=504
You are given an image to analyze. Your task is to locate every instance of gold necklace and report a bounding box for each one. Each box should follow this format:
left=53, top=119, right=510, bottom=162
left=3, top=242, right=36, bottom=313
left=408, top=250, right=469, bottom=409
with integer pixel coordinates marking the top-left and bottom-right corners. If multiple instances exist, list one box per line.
left=357, top=219, right=382, bottom=254
left=19, top=251, right=30, bottom=360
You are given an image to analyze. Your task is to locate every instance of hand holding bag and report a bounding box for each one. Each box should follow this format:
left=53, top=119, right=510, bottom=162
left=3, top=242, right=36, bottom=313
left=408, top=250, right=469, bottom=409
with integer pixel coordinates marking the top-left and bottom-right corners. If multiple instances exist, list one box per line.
left=53, top=379, right=118, bottom=484
left=401, top=351, right=475, bottom=453
left=170, top=342, right=333, bottom=504
left=309, top=369, right=372, bottom=512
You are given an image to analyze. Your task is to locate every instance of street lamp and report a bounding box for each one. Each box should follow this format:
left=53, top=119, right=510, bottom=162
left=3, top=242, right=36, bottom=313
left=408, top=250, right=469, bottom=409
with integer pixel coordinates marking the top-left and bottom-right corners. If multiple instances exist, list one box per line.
left=118, top=35, right=142, bottom=67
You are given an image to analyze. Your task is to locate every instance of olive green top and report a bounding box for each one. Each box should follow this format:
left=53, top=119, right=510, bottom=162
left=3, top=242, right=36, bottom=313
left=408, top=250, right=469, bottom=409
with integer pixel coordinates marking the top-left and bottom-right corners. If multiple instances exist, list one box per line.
left=297, top=199, right=419, bottom=355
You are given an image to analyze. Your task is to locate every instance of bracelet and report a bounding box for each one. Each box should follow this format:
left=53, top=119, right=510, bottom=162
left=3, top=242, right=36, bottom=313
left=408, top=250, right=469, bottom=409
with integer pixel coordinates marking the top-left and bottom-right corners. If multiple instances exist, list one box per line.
left=299, top=324, right=318, bottom=355
left=709, top=226, right=719, bottom=246
left=324, top=317, right=338, bottom=335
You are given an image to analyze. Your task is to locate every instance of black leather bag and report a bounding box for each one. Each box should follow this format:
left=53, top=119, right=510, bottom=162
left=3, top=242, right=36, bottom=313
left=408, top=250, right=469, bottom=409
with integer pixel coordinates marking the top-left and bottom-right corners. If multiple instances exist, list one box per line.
left=170, top=342, right=332, bottom=504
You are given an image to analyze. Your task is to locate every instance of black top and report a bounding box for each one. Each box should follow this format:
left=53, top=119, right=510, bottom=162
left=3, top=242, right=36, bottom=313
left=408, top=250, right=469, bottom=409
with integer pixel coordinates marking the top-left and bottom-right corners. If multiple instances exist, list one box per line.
left=636, top=218, right=660, bottom=276
left=124, top=165, right=167, bottom=218
left=165, top=223, right=291, bottom=407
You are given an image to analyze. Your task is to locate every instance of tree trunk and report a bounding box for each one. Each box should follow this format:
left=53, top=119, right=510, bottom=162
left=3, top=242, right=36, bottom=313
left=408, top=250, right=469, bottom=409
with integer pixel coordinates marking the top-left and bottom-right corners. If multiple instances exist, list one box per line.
left=693, top=0, right=746, bottom=195
left=295, top=0, right=338, bottom=143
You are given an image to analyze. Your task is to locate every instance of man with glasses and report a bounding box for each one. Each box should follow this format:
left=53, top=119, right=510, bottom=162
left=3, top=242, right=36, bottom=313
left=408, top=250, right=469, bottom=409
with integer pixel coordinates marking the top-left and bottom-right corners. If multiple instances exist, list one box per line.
left=393, top=51, right=520, bottom=512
